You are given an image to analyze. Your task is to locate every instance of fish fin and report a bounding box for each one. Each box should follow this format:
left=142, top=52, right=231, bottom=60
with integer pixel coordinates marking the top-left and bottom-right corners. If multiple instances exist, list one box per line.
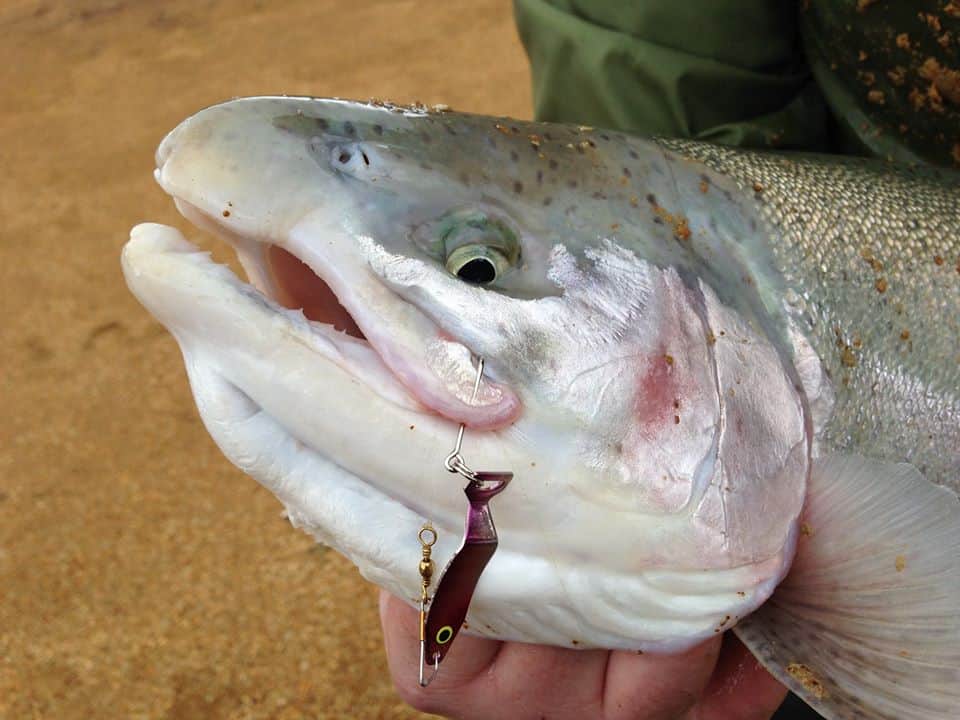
left=733, top=453, right=960, bottom=719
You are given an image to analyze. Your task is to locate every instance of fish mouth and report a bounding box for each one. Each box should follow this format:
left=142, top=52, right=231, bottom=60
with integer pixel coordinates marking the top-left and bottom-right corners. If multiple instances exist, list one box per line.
left=145, top=193, right=521, bottom=434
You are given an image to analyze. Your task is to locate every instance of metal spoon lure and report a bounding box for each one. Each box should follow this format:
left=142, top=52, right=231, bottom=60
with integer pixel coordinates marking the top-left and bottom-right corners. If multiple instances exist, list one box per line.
left=417, top=357, right=513, bottom=687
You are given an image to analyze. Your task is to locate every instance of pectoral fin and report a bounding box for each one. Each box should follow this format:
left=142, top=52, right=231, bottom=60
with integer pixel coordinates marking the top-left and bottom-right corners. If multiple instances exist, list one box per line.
left=734, top=453, right=960, bottom=719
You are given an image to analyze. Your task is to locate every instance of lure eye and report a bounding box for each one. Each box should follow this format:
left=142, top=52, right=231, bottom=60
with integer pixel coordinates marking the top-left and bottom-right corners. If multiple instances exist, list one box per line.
left=436, top=625, right=454, bottom=645
left=445, top=244, right=507, bottom=285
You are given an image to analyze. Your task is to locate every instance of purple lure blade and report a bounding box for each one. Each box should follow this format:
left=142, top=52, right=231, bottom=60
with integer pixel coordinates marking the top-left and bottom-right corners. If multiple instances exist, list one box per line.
left=424, top=471, right=512, bottom=665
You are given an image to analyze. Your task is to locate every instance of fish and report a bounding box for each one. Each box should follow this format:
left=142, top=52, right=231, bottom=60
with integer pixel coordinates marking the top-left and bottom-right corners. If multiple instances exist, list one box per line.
left=121, top=96, right=959, bottom=719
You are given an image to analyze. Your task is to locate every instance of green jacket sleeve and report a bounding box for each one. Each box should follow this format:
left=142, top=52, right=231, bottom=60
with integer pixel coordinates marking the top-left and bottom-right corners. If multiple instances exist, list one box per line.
left=515, top=0, right=960, bottom=167
left=514, top=0, right=829, bottom=151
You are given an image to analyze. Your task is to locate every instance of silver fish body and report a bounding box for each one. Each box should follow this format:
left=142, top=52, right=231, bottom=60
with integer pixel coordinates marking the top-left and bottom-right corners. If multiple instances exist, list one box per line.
left=657, top=138, right=959, bottom=489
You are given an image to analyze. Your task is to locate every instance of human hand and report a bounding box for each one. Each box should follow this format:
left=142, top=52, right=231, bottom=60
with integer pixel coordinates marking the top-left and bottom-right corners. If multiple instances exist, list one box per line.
left=380, top=591, right=786, bottom=720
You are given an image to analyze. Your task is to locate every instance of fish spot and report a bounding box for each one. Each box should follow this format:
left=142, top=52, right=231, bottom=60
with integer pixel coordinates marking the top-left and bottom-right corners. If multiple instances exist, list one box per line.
left=629, top=149, right=639, bottom=159
left=860, top=247, right=884, bottom=272
left=875, top=277, right=888, bottom=293
left=895, top=554, right=906, bottom=571
left=622, top=167, right=632, bottom=178
left=800, top=522, right=814, bottom=537
left=513, top=181, right=523, bottom=194
left=372, top=124, right=383, bottom=135
left=549, top=158, right=558, bottom=170
left=568, top=179, right=578, bottom=189
left=536, top=169, right=543, bottom=185
left=343, top=121, right=356, bottom=137
left=510, top=150, right=519, bottom=162
left=840, top=345, right=858, bottom=368
left=543, top=197, right=553, bottom=206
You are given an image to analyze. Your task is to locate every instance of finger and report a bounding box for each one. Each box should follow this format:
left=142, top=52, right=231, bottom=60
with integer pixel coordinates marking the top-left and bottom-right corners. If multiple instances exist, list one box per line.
left=602, top=636, right=723, bottom=720
left=378, top=591, right=502, bottom=716
left=688, top=633, right=787, bottom=720
left=479, top=641, right=609, bottom=718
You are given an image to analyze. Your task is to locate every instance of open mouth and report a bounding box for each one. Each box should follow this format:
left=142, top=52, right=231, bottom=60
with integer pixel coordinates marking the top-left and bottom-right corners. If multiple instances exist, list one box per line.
left=268, top=245, right=365, bottom=339
left=158, top=190, right=521, bottom=433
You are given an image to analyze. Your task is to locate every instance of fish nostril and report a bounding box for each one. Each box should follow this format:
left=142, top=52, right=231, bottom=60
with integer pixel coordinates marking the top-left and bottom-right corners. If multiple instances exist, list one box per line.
left=361, top=151, right=370, bottom=166
left=338, top=150, right=352, bottom=164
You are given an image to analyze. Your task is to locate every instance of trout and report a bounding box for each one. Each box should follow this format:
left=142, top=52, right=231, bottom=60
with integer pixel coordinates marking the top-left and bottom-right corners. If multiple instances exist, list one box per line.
left=121, top=97, right=959, bottom=719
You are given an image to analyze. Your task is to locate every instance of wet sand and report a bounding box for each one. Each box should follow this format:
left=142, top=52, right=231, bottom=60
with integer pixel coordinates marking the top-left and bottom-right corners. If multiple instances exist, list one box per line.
left=0, top=2, right=530, bottom=717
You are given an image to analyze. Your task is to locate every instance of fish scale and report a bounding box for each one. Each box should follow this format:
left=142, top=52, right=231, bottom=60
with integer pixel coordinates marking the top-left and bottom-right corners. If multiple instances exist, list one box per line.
left=658, top=138, right=960, bottom=491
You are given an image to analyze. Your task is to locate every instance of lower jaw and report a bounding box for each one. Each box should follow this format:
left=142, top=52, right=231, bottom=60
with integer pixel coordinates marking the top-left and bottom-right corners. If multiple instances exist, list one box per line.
left=182, top=353, right=785, bottom=653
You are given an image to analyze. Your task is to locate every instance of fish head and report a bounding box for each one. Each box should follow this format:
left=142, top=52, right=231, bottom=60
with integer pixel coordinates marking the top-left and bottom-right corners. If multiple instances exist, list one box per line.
left=124, top=97, right=809, bottom=651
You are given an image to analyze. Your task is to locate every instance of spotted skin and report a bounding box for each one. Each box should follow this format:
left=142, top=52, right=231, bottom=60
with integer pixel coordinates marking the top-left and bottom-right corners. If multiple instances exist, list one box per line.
left=658, top=139, right=959, bottom=491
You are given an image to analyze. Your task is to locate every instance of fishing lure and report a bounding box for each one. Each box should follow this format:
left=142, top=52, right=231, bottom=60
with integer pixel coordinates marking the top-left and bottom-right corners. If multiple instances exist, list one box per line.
left=417, top=357, right=512, bottom=686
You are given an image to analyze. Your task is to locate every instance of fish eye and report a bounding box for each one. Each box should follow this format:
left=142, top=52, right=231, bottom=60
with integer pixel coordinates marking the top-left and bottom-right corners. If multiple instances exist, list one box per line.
left=446, top=244, right=507, bottom=284
left=439, top=210, right=519, bottom=286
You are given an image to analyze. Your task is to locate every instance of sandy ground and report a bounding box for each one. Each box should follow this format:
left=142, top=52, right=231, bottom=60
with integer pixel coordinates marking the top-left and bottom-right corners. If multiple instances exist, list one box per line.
left=0, top=2, right=530, bottom=718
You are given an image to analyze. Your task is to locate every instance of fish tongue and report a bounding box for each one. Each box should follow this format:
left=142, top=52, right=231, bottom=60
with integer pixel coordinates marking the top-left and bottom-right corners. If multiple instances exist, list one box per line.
left=734, top=453, right=960, bottom=719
